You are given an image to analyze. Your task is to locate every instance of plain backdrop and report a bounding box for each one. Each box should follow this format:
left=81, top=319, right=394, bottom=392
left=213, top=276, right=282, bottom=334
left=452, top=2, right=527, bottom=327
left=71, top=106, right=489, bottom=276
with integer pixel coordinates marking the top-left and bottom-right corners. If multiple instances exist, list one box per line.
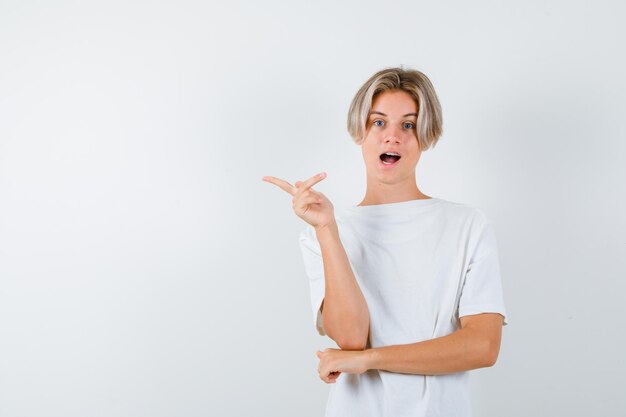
left=1, top=1, right=625, bottom=416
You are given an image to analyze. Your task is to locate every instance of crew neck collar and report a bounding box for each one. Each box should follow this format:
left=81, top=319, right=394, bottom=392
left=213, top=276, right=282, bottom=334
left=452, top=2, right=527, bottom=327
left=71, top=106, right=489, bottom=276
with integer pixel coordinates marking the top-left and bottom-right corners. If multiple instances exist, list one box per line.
left=348, top=197, right=442, bottom=211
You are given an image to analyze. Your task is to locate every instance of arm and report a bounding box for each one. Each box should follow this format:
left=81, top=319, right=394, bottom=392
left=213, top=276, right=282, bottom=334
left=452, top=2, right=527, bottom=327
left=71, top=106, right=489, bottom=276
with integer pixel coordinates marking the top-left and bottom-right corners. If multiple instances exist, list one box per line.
left=315, top=312, right=503, bottom=383
left=261, top=172, right=370, bottom=350
left=365, top=313, right=503, bottom=375
left=316, top=220, right=370, bottom=351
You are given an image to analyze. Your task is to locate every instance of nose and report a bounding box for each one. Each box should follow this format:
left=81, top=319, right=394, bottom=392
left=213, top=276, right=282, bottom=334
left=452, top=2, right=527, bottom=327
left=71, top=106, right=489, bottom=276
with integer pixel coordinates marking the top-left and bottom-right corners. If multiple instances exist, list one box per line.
left=384, top=125, right=402, bottom=143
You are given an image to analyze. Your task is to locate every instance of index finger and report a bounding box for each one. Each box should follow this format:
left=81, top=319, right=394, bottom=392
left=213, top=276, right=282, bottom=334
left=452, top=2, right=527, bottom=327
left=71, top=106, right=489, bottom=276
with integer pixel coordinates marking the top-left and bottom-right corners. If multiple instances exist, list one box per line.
left=261, top=176, right=297, bottom=196
left=296, top=172, right=327, bottom=194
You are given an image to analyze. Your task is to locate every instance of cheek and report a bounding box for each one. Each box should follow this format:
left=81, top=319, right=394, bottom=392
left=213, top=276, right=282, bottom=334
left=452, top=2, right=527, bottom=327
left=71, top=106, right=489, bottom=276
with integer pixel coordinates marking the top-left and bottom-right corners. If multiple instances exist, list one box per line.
left=362, top=145, right=376, bottom=160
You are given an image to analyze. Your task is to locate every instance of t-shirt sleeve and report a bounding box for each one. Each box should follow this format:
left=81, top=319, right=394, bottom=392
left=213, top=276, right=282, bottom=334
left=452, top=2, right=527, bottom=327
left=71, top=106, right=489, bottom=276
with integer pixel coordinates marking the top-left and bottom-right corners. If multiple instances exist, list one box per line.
left=298, top=225, right=327, bottom=336
left=458, top=211, right=509, bottom=326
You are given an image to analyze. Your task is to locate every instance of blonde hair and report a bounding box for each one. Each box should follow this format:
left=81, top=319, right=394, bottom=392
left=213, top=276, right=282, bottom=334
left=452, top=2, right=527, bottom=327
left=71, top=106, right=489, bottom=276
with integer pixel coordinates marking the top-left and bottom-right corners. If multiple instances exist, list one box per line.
left=347, top=66, right=443, bottom=150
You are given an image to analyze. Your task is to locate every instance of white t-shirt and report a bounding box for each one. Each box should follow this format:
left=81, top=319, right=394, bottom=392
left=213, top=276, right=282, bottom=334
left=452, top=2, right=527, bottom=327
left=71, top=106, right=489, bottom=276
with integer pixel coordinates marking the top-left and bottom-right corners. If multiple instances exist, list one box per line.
left=298, top=197, right=508, bottom=417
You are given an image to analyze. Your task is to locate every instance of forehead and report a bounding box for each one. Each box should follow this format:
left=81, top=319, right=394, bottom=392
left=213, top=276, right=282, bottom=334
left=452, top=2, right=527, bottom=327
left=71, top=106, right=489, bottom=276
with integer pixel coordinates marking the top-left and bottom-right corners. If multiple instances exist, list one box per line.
left=369, top=90, right=417, bottom=116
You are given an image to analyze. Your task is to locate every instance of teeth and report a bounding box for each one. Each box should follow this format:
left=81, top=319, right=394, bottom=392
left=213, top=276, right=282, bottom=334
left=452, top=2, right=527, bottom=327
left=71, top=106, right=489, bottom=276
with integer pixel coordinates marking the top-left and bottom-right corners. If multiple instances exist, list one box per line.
left=384, top=152, right=400, bottom=156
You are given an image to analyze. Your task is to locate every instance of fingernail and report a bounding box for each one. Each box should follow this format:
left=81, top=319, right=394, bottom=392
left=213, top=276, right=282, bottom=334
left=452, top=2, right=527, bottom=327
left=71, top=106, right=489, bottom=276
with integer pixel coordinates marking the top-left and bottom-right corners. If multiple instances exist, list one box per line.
left=320, top=172, right=326, bottom=177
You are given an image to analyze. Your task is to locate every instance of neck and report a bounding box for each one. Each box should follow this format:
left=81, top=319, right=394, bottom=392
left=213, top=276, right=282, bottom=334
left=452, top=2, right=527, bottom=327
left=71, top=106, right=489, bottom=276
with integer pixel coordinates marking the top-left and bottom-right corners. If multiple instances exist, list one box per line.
left=358, top=174, right=430, bottom=206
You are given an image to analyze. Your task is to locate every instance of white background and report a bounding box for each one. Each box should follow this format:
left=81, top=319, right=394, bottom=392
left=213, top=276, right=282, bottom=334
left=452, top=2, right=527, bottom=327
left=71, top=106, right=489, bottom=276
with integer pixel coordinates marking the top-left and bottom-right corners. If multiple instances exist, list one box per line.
left=1, top=1, right=625, bottom=416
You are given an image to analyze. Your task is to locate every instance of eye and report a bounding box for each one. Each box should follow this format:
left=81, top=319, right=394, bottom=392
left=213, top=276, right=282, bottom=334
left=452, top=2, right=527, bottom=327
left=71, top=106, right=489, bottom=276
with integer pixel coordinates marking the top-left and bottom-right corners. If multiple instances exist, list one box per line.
left=373, top=120, right=384, bottom=127
left=403, top=122, right=415, bottom=129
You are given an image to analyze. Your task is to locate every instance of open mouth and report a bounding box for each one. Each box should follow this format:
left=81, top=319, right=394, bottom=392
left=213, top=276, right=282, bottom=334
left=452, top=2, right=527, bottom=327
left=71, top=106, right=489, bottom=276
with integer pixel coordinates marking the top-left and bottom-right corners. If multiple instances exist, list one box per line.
left=379, top=152, right=401, bottom=165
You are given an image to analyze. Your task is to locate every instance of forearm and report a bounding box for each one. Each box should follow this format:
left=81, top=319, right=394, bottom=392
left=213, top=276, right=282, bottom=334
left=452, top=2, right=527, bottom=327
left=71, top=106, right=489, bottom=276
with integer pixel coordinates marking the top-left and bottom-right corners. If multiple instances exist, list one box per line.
left=316, top=221, right=370, bottom=350
left=364, top=327, right=494, bottom=375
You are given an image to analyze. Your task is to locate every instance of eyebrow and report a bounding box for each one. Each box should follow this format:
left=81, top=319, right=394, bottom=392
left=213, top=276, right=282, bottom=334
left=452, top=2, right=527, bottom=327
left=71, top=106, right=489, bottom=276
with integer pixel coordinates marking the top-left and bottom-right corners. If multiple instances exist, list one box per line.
left=369, top=111, right=418, bottom=117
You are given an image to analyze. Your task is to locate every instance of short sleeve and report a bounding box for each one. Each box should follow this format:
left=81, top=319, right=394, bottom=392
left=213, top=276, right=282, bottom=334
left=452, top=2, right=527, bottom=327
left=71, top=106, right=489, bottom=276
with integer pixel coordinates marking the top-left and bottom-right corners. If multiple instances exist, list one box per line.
left=298, top=225, right=326, bottom=336
left=458, top=214, right=509, bottom=326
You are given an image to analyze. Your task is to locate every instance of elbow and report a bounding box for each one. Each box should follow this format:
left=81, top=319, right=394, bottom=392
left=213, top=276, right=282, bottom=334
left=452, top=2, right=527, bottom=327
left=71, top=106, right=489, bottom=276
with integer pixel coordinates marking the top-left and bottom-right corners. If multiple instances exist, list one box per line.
left=336, top=338, right=368, bottom=351
left=322, top=309, right=370, bottom=351
left=482, top=340, right=500, bottom=367
left=337, top=338, right=367, bottom=351
left=333, top=329, right=369, bottom=351
left=483, top=352, right=497, bottom=368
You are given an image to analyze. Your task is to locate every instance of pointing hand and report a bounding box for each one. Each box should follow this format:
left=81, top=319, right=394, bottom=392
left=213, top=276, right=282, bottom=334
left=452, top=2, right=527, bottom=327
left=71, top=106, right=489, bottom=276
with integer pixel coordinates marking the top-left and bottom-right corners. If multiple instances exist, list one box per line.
left=262, top=172, right=335, bottom=230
